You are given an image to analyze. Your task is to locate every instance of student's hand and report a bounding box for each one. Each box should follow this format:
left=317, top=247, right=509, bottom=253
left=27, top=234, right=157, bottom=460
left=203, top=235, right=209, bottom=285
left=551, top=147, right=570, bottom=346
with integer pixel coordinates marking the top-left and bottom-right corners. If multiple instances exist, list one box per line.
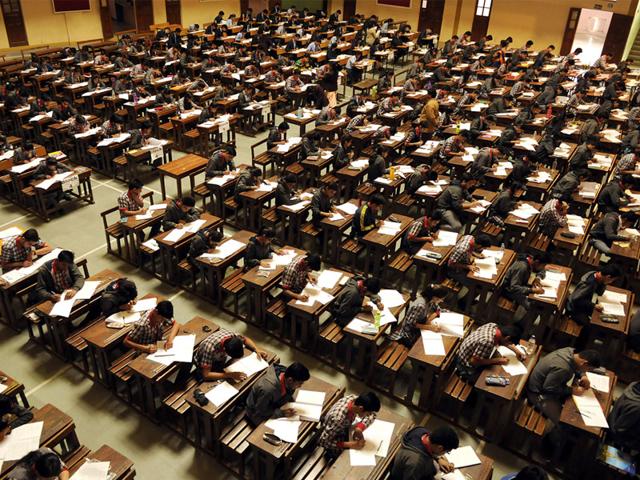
left=227, top=371, right=247, bottom=382
left=298, top=294, right=309, bottom=302
left=352, top=428, right=364, bottom=442
left=594, top=304, right=604, bottom=312
left=0, top=425, right=10, bottom=440
left=469, top=265, right=479, bottom=273
left=362, top=304, right=373, bottom=313
left=256, top=349, right=268, bottom=360
left=66, top=289, right=77, bottom=299
left=438, top=457, right=455, bottom=473
left=283, top=408, right=297, bottom=417
left=164, top=339, right=173, bottom=350
left=496, top=357, right=509, bottom=365
left=515, top=349, right=526, bottom=361
left=352, top=438, right=366, bottom=450
left=573, top=385, right=585, bottom=396
left=140, top=207, right=148, bottom=214
left=176, top=223, right=184, bottom=229
left=51, top=294, right=62, bottom=303
left=22, top=259, right=33, bottom=268
left=578, top=375, right=590, bottom=389
left=376, top=301, right=384, bottom=310
left=531, top=286, right=544, bottom=295
left=147, top=344, right=158, bottom=354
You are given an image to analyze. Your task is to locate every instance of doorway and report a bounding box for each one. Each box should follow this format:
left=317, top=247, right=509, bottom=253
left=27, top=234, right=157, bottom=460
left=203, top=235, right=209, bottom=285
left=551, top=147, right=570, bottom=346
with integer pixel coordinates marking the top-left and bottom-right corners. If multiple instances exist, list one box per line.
left=109, top=0, right=136, bottom=33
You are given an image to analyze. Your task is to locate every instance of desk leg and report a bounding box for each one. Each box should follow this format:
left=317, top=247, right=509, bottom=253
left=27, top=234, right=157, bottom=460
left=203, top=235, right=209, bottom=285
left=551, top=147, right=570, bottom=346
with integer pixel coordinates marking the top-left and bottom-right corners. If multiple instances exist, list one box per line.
left=160, top=175, right=167, bottom=199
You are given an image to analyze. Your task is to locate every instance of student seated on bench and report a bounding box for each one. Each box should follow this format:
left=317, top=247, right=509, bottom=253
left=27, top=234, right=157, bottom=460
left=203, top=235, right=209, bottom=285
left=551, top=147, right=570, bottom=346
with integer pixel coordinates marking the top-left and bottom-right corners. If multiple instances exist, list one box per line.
left=390, top=425, right=460, bottom=480
left=280, top=253, right=321, bottom=301
left=244, top=227, right=280, bottom=270
left=318, top=391, right=381, bottom=461
left=608, top=381, right=640, bottom=452
left=329, top=276, right=383, bottom=327
left=87, top=278, right=138, bottom=321
left=29, top=250, right=85, bottom=304
left=11, top=448, right=70, bottom=480
left=194, top=328, right=267, bottom=381
left=123, top=300, right=180, bottom=354
left=245, top=361, right=310, bottom=427
left=0, top=228, right=52, bottom=273
left=162, top=196, right=199, bottom=231
left=565, top=264, right=623, bottom=325
left=0, top=394, right=33, bottom=440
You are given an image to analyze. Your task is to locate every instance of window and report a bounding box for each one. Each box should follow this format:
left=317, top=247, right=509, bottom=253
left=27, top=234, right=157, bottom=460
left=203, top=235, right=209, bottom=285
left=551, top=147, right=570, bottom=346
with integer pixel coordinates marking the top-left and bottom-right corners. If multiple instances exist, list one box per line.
left=475, top=0, right=492, bottom=17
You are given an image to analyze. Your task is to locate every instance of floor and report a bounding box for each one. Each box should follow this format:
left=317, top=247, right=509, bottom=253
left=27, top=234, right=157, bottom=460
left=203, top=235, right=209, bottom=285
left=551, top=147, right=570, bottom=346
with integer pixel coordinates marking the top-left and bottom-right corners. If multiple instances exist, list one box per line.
left=0, top=106, right=538, bottom=480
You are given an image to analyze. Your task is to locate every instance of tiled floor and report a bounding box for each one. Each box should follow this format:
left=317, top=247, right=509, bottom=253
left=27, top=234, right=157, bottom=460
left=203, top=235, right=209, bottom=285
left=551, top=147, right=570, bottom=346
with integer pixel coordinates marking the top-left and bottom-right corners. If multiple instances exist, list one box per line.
left=0, top=111, right=536, bottom=480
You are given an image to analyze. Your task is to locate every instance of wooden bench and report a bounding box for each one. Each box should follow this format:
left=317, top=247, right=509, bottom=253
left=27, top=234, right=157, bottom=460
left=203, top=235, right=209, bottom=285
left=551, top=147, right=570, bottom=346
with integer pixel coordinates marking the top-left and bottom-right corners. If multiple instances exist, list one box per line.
left=184, top=128, right=200, bottom=153
left=300, top=222, right=321, bottom=250
left=523, top=231, right=551, bottom=255
left=223, top=197, right=241, bottom=227
left=440, top=372, right=473, bottom=422
left=220, top=268, right=246, bottom=319
left=159, top=121, right=173, bottom=139
left=112, top=155, right=128, bottom=182
left=338, top=239, right=364, bottom=272
left=161, top=376, right=201, bottom=438
left=192, top=182, right=215, bottom=211
left=511, top=401, right=547, bottom=457
left=317, top=321, right=345, bottom=370
left=385, top=250, right=414, bottom=290
left=480, top=221, right=502, bottom=240
left=392, top=192, right=416, bottom=215
left=576, top=239, right=602, bottom=277
left=261, top=205, right=280, bottom=233
left=372, top=341, right=409, bottom=396
left=109, top=350, right=139, bottom=404
left=356, top=182, right=377, bottom=201
left=617, top=346, right=640, bottom=383
left=291, top=447, right=332, bottom=480
left=220, top=409, right=254, bottom=478
left=177, top=258, right=198, bottom=292
left=319, top=172, right=338, bottom=186
left=266, top=297, right=288, bottom=338
left=251, top=138, right=275, bottom=176
left=495, top=295, right=518, bottom=323
left=100, top=192, right=153, bottom=259
left=547, top=315, right=583, bottom=348
left=64, top=320, right=98, bottom=376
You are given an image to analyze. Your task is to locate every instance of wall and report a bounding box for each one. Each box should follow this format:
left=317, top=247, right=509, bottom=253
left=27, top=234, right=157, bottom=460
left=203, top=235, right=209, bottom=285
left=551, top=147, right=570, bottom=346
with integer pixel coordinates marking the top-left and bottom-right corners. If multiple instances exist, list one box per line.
left=624, top=0, right=640, bottom=58
left=355, top=0, right=420, bottom=31
left=327, top=0, right=343, bottom=15
left=180, top=0, right=241, bottom=27
left=152, top=0, right=167, bottom=24
left=282, top=0, right=324, bottom=11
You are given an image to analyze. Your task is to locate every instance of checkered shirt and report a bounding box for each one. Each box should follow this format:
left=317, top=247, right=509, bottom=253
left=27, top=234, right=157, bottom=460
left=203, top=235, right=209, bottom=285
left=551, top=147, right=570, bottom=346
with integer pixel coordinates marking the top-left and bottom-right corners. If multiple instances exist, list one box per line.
left=448, top=235, right=475, bottom=266
left=1, top=236, right=43, bottom=264
left=345, top=114, right=366, bottom=132
left=406, top=217, right=430, bottom=241
left=616, top=153, right=636, bottom=175
left=388, top=295, right=436, bottom=344
left=281, top=255, right=309, bottom=294
left=127, top=310, right=174, bottom=346
left=318, top=394, right=376, bottom=453
left=457, top=322, right=498, bottom=367
left=118, top=191, right=141, bottom=213
left=194, top=328, right=244, bottom=370
left=51, top=260, right=72, bottom=292
left=538, top=199, right=567, bottom=233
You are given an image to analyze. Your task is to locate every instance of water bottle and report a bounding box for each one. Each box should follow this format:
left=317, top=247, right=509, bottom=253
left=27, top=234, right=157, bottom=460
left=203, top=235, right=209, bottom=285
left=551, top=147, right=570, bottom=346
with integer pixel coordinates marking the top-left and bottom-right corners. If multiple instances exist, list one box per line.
left=389, top=165, right=395, bottom=180
left=528, top=334, right=536, bottom=355
left=374, top=310, right=381, bottom=329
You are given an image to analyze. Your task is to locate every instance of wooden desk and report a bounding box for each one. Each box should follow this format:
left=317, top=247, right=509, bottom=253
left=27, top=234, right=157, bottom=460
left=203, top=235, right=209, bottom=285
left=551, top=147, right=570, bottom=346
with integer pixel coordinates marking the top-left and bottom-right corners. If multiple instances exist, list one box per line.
left=590, top=286, right=634, bottom=366
left=157, top=154, right=209, bottom=199
left=0, top=369, right=28, bottom=407
left=503, top=201, right=542, bottom=247
left=320, top=200, right=358, bottom=264
left=464, top=246, right=515, bottom=313
left=361, top=214, right=413, bottom=276
left=67, top=444, right=135, bottom=480
left=239, top=178, right=278, bottom=232
left=412, top=233, right=456, bottom=295
left=124, top=140, right=174, bottom=182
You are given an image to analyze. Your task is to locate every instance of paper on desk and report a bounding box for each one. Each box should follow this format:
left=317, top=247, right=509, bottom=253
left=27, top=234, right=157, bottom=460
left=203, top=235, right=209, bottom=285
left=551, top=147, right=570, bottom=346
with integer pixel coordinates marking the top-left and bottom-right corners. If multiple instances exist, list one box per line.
left=379, top=289, right=405, bottom=308
left=511, top=203, right=540, bottom=220
left=601, top=290, right=627, bottom=303
left=135, top=213, right=153, bottom=220
left=586, top=372, right=610, bottom=393
left=50, top=297, right=75, bottom=318
left=433, top=230, right=458, bottom=247
left=285, top=200, right=310, bottom=212
left=434, top=312, right=465, bottom=337
left=348, top=419, right=396, bottom=466
left=10, top=158, right=42, bottom=174
left=316, top=270, right=343, bottom=290
left=474, top=256, right=497, bottom=279
left=572, top=389, right=609, bottom=428
left=295, top=286, right=334, bottom=307
left=142, top=239, right=159, bottom=252
left=256, top=182, right=277, bottom=192
left=147, top=334, right=196, bottom=366
left=545, top=270, right=566, bottom=283
left=207, top=239, right=244, bottom=259
left=497, top=346, right=528, bottom=376
left=205, top=381, right=239, bottom=407
left=131, top=297, right=157, bottom=312
left=73, top=280, right=101, bottom=300
left=346, top=318, right=377, bottom=334
left=184, top=219, right=206, bottom=233
left=0, top=421, right=43, bottom=461
left=164, top=228, right=187, bottom=243
left=295, top=390, right=326, bottom=406
left=421, top=330, right=446, bottom=356
left=283, top=402, right=322, bottom=422
left=224, top=352, right=269, bottom=377
left=536, top=286, right=558, bottom=299
left=445, top=446, right=482, bottom=468
left=417, top=184, right=442, bottom=195
left=336, top=202, right=358, bottom=215
left=71, top=460, right=110, bottom=480
left=440, top=469, right=467, bottom=480
left=265, top=418, right=301, bottom=443
left=0, top=226, right=22, bottom=239
left=0, top=384, right=6, bottom=394
left=106, top=310, right=141, bottom=326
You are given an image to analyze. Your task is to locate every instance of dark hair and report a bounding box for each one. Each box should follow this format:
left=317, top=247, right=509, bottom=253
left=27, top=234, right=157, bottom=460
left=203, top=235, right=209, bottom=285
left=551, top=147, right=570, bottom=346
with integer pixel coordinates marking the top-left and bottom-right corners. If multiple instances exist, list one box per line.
left=422, top=283, right=449, bottom=300
left=514, top=466, right=548, bottom=480
left=0, top=394, right=13, bottom=414
left=181, top=196, right=196, bottom=207
left=118, top=279, right=138, bottom=302
left=58, top=250, right=74, bottom=264
left=600, top=264, right=623, bottom=277
left=285, top=362, right=310, bottom=381
left=34, top=452, right=63, bottom=477
left=364, top=277, right=381, bottom=294
left=577, top=349, right=601, bottom=368
left=355, top=392, right=381, bottom=412
left=621, top=212, right=636, bottom=222
left=209, top=229, right=224, bottom=243
left=500, top=324, right=523, bottom=344
left=430, top=426, right=460, bottom=451
left=258, top=227, right=275, bottom=238
left=128, top=179, right=143, bottom=190
left=284, top=174, right=297, bottom=184
left=325, top=182, right=339, bottom=192
left=156, top=300, right=174, bottom=319
left=475, top=234, right=492, bottom=248
left=22, top=228, right=40, bottom=242
left=225, top=337, right=245, bottom=358
left=369, top=194, right=385, bottom=206
left=250, top=167, right=262, bottom=176
left=306, top=253, right=321, bottom=270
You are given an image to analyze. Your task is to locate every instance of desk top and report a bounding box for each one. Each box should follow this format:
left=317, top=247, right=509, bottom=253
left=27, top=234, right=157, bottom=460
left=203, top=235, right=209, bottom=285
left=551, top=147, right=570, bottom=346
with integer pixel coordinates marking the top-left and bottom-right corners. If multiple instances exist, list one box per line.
left=157, top=153, right=208, bottom=179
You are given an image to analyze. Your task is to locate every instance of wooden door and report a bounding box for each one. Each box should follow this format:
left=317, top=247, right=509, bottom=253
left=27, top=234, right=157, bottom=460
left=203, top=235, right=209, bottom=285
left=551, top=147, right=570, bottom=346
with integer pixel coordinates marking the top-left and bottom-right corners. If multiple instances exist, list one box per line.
left=99, top=1, right=113, bottom=39
left=135, top=0, right=154, bottom=32
left=165, top=0, right=181, bottom=25
left=603, top=13, right=633, bottom=62
left=1, top=0, right=27, bottom=47
left=418, top=0, right=445, bottom=35
left=249, top=0, right=269, bottom=12
left=560, top=7, right=581, bottom=56
left=343, top=0, right=356, bottom=20
left=470, top=0, right=492, bottom=41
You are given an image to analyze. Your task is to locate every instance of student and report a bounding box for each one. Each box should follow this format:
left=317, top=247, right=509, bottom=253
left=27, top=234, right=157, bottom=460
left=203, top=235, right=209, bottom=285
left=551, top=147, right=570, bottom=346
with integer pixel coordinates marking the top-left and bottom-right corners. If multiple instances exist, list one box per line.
left=388, top=284, right=448, bottom=348
left=123, top=300, right=180, bottom=354
left=501, top=466, right=549, bottom=480
left=527, top=348, right=600, bottom=425
left=435, top=175, right=479, bottom=232
left=162, top=196, right=199, bottom=231
left=205, top=147, right=236, bottom=179
left=455, top=323, right=524, bottom=383
left=234, top=167, right=262, bottom=202
left=589, top=211, right=635, bottom=254
left=245, top=362, right=310, bottom=426
left=275, top=174, right=299, bottom=206
left=390, top=425, right=459, bottom=480
left=118, top=179, right=147, bottom=219
left=244, top=227, right=279, bottom=270
left=267, top=122, right=289, bottom=149
left=537, top=199, right=568, bottom=236
left=566, top=264, right=623, bottom=325
left=318, top=392, right=380, bottom=460
left=280, top=253, right=322, bottom=301
left=95, top=278, right=138, bottom=318
left=10, top=448, right=69, bottom=480
left=330, top=276, right=383, bottom=327
left=194, top=328, right=267, bottom=381
left=310, top=183, right=338, bottom=227
left=501, top=254, right=546, bottom=310
left=446, top=233, right=492, bottom=286
left=0, top=394, right=33, bottom=439
left=607, top=381, right=640, bottom=452
left=0, top=229, right=51, bottom=273
left=186, top=229, right=224, bottom=270
left=598, top=176, right=630, bottom=213
left=551, top=169, right=588, bottom=202
left=401, top=213, right=441, bottom=255
left=352, top=195, right=384, bottom=239
left=30, top=250, right=85, bottom=304
left=629, top=310, right=640, bottom=352
left=487, top=183, right=519, bottom=228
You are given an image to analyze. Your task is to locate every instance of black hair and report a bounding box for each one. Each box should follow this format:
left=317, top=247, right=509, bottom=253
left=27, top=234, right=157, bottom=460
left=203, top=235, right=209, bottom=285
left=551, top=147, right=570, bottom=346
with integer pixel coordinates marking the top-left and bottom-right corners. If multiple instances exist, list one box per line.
left=600, top=264, right=623, bottom=277
left=181, top=196, right=196, bottom=207
left=225, top=337, right=245, bottom=358
left=118, top=279, right=138, bottom=302
left=156, top=300, right=174, bottom=319
left=514, top=466, right=548, bottom=480
left=209, top=229, right=224, bottom=243
left=578, top=349, right=601, bottom=368
left=369, top=194, right=385, bottom=206
left=621, top=212, right=636, bottom=222
left=250, top=167, right=262, bottom=176
left=284, top=174, right=297, bottom=184
left=422, top=283, right=449, bottom=300
left=306, top=253, right=321, bottom=270
left=22, top=228, right=40, bottom=242
left=0, top=394, right=13, bottom=414
left=285, top=362, right=310, bottom=381
left=128, top=179, right=143, bottom=190
left=58, top=250, right=74, bottom=264
left=325, top=182, right=339, bottom=192
left=430, top=426, right=460, bottom=451
left=475, top=234, right=492, bottom=248
left=500, top=324, right=523, bottom=344
left=364, top=277, right=381, bottom=294
left=258, top=227, right=275, bottom=238
left=355, top=392, right=381, bottom=412
left=34, top=452, right=63, bottom=477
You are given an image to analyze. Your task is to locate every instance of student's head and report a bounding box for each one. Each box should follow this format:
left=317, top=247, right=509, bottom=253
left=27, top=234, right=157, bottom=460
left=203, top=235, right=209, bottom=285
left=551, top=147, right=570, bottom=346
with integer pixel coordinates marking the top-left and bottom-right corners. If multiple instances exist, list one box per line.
left=204, top=229, right=224, bottom=245
left=21, top=228, right=40, bottom=248
left=249, top=167, right=262, bottom=178
left=525, top=40, right=534, bottom=48
left=422, top=283, right=449, bottom=303
left=57, top=250, right=74, bottom=268
left=460, top=174, right=476, bottom=190
left=283, top=174, right=297, bottom=187
left=178, top=196, right=196, bottom=212
left=368, top=194, right=385, bottom=213
left=531, top=253, right=550, bottom=272
left=599, top=264, right=623, bottom=284
left=547, top=45, right=555, bottom=52
left=498, top=324, right=523, bottom=346
left=364, top=277, right=381, bottom=295
left=575, top=169, right=589, bottom=181
left=256, top=227, right=275, bottom=245
left=574, top=349, right=602, bottom=372
left=0, top=395, right=15, bottom=415
left=513, top=465, right=548, bottom=480
left=33, top=451, right=64, bottom=478
left=620, top=212, right=636, bottom=229
left=223, top=336, right=245, bottom=358
left=474, top=234, right=492, bottom=251
left=574, top=48, right=583, bottom=55
left=284, top=362, right=310, bottom=389
left=128, top=178, right=143, bottom=194
left=117, top=279, right=138, bottom=302
left=323, top=182, right=339, bottom=198
left=304, top=253, right=321, bottom=271
left=353, top=392, right=381, bottom=415
left=155, top=300, right=174, bottom=320
left=429, top=426, right=460, bottom=455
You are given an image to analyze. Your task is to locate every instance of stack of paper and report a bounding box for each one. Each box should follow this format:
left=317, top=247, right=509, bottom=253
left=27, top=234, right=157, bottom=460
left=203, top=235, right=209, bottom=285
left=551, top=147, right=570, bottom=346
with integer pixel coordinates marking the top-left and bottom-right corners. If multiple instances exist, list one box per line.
left=586, top=372, right=610, bottom=393
left=142, top=239, right=159, bottom=252
left=336, top=202, right=358, bottom=215
left=256, top=181, right=277, bottom=192
left=421, top=330, right=446, bottom=356
left=0, top=226, right=21, bottom=239
left=573, top=389, right=609, bottom=428
left=224, top=352, right=269, bottom=377
left=526, top=171, right=552, bottom=184
left=497, top=345, right=528, bottom=376
left=316, top=270, right=343, bottom=290
left=207, top=174, right=235, bottom=186
left=328, top=212, right=344, bottom=222
left=272, top=249, right=298, bottom=266
left=433, top=230, right=458, bottom=247
left=50, top=297, right=75, bottom=318
left=445, top=446, right=482, bottom=468
left=349, top=419, right=396, bottom=466
left=285, top=200, right=311, bottom=212
left=0, top=421, right=44, bottom=460
left=433, top=311, right=465, bottom=337
left=202, top=239, right=245, bottom=260
left=204, top=381, right=239, bottom=407
left=148, top=203, right=167, bottom=212
left=599, top=290, right=627, bottom=317
left=470, top=199, right=491, bottom=213
left=511, top=203, right=540, bottom=220
left=147, top=334, right=196, bottom=366
left=474, top=256, right=497, bottom=279
left=346, top=318, right=378, bottom=334
left=265, top=418, right=302, bottom=443
left=567, top=214, right=586, bottom=235
left=184, top=219, right=207, bottom=233
left=10, top=158, right=42, bottom=173
left=106, top=310, right=141, bottom=328
left=379, top=289, right=405, bottom=308
left=295, top=285, right=335, bottom=307
left=132, top=297, right=157, bottom=312
left=283, top=389, right=325, bottom=422
left=417, top=184, right=442, bottom=195
left=71, top=460, right=110, bottom=480
left=349, top=159, right=369, bottom=170
left=164, top=228, right=188, bottom=243
left=579, top=182, right=598, bottom=199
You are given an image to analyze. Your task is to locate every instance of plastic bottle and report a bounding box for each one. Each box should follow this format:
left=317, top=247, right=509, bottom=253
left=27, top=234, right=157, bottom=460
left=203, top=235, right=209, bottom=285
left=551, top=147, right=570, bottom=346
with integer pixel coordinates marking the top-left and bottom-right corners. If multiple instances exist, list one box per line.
left=528, top=334, right=536, bottom=355
left=389, top=165, right=395, bottom=180
left=374, top=310, right=381, bottom=329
